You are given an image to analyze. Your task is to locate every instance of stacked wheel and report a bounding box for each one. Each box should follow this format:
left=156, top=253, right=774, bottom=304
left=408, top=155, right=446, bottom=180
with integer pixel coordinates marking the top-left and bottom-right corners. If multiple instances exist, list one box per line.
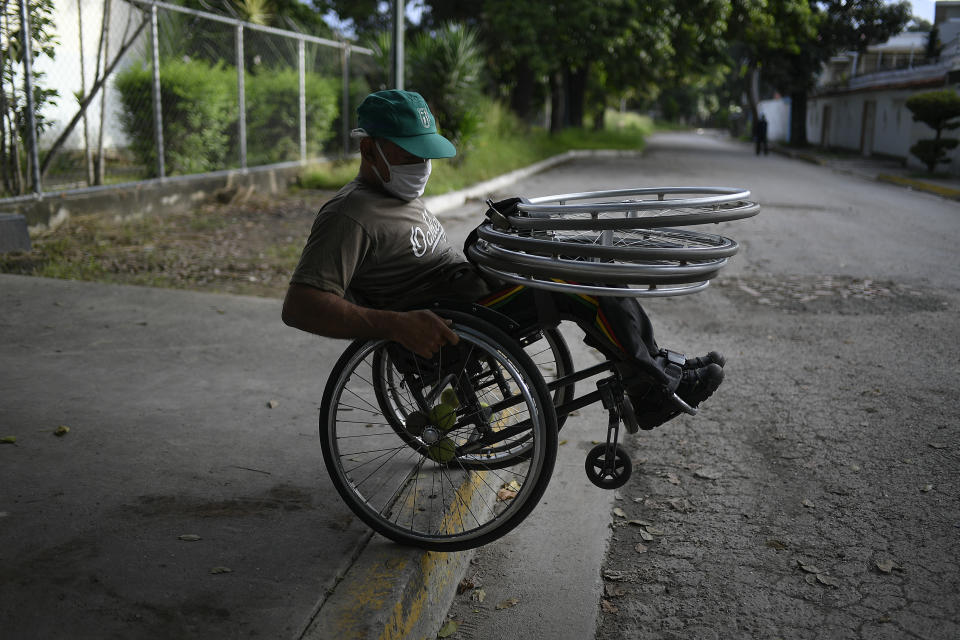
left=472, top=187, right=759, bottom=297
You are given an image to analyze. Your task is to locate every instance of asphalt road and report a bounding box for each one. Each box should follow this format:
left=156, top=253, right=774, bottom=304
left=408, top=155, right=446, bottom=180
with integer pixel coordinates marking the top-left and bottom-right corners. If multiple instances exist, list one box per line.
left=441, top=132, right=960, bottom=639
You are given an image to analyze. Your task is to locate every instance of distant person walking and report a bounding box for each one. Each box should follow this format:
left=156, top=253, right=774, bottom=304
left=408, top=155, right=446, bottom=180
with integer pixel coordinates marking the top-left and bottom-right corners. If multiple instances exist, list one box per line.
left=753, top=114, right=769, bottom=156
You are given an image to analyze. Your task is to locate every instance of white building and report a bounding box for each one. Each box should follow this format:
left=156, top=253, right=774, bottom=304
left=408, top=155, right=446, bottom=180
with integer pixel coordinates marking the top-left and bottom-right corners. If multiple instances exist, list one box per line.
left=38, top=0, right=145, bottom=152
left=803, top=1, right=960, bottom=174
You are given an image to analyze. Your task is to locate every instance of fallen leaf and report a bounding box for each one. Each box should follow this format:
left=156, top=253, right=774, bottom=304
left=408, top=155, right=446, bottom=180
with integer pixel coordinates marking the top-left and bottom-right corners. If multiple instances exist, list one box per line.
left=797, top=562, right=821, bottom=574
left=559, top=439, right=568, bottom=446
left=802, top=498, right=816, bottom=508
left=604, top=583, right=625, bottom=598
left=457, top=578, right=475, bottom=594
left=600, top=599, right=619, bottom=614
left=928, top=443, right=948, bottom=450
left=766, top=539, right=787, bottom=550
left=667, top=498, right=693, bottom=512
left=473, top=588, right=486, bottom=603
left=638, top=530, right=654, bottom=542
left=625, top=519, right=652, bottom=527
left=666, top=473, right=681, bottom=485
left=210, top=566, right=232, bottom=574
left=634, top=543, right=648, bottom=554
left=644, top=526, right=665, bottom=536
left=612, top=507, right=627, bottom=518
left=0, top=436, right=16, bottom=444
left=920, top=484, right=933, bottom=493
left=495, top=597, right=519, bottom=610
left=267, top=400, right=278, bottom=409
left=178, top=534, right=202, bottom=542
left=817, top=574, right=840, bottom=587
left=804, top=573, right=818, bottom=585
left=504, top=480, right=521, bottom=492
left=694, top=468, right=723, bottom=480
left=437, top=620, right=459, bottom=638
left=497, top=488, right=517, bottom=501
left=875, top=559, right=901, bottom=574
left=54, top=425, right=70, bottom=437
left=602, top=569, right=627, bottom=581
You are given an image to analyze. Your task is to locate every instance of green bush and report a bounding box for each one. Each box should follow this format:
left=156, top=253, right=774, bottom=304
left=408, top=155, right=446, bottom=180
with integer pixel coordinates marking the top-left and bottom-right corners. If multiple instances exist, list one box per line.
left=906, top=89, right=960, bottom=173
left=243, top=68, right=339, bottom=165
left=408, top=24, right=484, bottom=156
left=115, top=59, right=237, bottom=177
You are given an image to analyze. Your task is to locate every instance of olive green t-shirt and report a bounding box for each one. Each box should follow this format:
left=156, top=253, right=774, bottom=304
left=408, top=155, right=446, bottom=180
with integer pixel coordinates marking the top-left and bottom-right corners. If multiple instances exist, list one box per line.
left=290, top=179, right=491, bottom=310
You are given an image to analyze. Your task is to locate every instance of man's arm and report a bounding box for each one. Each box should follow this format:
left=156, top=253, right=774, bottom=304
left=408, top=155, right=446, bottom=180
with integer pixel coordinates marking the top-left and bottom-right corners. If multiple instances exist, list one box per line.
left=281, top=283, right=458, bottom=358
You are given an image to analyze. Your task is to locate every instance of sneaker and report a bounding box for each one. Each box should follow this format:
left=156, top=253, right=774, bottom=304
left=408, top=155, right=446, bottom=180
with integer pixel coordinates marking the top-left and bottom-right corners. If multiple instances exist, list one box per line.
left=684, top=351, right=726, bottom=370
left=631, top=363, right=724, bottom=430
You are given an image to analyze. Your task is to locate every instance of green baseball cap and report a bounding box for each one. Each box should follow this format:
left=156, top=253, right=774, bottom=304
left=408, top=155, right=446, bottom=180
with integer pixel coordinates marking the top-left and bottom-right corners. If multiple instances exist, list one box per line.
left=356, top=90, right=456, bottom=159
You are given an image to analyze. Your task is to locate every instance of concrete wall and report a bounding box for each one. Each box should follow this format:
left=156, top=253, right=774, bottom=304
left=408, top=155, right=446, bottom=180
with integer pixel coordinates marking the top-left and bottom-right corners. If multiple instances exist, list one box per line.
left=4, top=163, right=305, bottom=229
left=807, top=87, right=960, bottom=174
left=757, top=98, right=791, bottom=142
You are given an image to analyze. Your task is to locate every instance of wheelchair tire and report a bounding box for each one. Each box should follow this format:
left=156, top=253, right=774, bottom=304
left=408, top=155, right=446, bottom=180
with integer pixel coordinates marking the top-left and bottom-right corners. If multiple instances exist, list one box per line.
left=521, top=327, right=575, bottom=430
left=319, top=310, right=559, bottom=551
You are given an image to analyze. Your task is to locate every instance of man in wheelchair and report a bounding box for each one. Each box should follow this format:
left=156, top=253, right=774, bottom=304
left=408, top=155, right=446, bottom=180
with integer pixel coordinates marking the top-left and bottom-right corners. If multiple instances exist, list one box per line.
left=282, top=90, right=724, bottom=431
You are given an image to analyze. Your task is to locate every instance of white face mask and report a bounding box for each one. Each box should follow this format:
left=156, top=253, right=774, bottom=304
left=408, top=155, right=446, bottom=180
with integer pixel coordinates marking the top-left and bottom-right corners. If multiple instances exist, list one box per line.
left=373, top=141, right=432, bottom=201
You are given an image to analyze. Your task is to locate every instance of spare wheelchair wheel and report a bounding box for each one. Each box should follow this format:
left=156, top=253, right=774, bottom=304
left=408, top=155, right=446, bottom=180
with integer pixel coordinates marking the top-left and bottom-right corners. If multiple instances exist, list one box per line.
left=319, top=310, right=559, bottom=551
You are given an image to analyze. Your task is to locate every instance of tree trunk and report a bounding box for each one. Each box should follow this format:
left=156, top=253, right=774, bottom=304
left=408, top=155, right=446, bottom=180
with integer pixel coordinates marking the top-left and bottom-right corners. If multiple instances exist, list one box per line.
left=78, top=0, right=94, bottom=186
left=509, top=59, right=535, bottom=122
left=746, top=60, right=759, bottom=125
left=94, top=0, right=113, bottom=185
left=565, top=66, right=587, bottom=128
left=549, top=71, right=565, bottom=133
left=593, top=103, right=605, bottom=131
left=789, top=90, right=808, bottom=147
left=40, top=15, right=146, bottom=179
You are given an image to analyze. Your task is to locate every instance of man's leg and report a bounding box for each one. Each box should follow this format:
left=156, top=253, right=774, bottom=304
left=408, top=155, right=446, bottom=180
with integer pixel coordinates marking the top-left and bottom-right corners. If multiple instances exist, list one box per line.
left=476, top=285, right=724, bottom=429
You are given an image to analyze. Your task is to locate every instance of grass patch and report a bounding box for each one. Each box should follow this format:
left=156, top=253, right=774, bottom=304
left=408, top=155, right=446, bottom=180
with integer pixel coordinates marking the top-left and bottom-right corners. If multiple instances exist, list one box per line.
left=0, top=196, right=327, bottom=298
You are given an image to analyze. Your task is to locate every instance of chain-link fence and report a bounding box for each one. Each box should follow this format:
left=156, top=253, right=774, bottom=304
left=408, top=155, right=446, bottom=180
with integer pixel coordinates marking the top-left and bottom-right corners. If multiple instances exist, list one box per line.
left=1, top=0, right=374, bottom=199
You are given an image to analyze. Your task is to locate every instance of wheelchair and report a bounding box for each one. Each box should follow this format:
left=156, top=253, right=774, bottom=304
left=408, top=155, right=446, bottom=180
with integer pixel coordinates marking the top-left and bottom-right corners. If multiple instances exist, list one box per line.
left=319, top=188, right=759, bottom=551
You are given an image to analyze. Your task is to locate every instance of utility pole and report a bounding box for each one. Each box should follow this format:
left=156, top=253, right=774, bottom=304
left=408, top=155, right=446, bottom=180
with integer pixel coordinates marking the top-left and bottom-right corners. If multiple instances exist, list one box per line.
left=391, top=0, right=404, bottom=90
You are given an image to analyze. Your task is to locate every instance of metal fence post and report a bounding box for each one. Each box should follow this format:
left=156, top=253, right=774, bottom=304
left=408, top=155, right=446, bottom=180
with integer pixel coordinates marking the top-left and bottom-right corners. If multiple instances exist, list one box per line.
left=341, top=44, right=351, bottom=156
left=236, top=23, right=247, bottom=169
left=391, top=0, right=404, bottom=90
left=19, top=0, right=41, bottom=194
left=298, top=38, right=306, bottom=164
left=149, top=3, right=165, bottom=179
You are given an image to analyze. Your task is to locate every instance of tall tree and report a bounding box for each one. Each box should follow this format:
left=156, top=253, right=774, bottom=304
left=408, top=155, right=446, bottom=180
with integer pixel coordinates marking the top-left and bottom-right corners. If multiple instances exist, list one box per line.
left=725, top=0, right=815, bottom=125
left=764, top=0, right=910, bottom=145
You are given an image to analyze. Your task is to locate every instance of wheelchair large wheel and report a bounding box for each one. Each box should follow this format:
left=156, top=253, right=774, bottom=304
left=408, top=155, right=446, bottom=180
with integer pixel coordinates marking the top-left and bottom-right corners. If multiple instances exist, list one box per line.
left=520, top=327, right=575, bottom=429
left=319, top=311, right=559, bottom=551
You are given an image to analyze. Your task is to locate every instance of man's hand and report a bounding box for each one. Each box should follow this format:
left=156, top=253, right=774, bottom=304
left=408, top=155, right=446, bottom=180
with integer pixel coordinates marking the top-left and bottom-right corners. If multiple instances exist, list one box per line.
left=282, top=285, right=458, bottom=358
left=389, top=309, right=459, bottom=358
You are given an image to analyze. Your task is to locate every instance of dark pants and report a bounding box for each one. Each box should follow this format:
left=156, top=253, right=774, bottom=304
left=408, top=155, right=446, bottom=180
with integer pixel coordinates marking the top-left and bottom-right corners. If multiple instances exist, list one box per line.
left=476, top=284, right=679, bottom=391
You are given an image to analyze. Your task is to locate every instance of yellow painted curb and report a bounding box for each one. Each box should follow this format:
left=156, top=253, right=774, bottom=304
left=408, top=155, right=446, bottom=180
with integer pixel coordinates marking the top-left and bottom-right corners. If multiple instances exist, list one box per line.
left=301, top=539, right=473, bottom=640
left=301, top=472, right=493, bottom=639
left=877, top=174, right=960, bottom=200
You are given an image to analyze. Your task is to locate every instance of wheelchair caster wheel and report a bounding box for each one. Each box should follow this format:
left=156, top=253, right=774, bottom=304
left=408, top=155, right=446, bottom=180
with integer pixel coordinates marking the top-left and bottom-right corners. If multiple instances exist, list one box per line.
left=585, top=443, right=632, bottom=489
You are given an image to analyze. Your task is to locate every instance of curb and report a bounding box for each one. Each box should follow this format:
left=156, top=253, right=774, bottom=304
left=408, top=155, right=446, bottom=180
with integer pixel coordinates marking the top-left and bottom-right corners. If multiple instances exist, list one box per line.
left=772, top=145, right=960, bottom=201
left=876, top=173, right=960, bottom=200
left=424, top=149, right=642, bottom=214
left=300, top=536, right=474, bottom=640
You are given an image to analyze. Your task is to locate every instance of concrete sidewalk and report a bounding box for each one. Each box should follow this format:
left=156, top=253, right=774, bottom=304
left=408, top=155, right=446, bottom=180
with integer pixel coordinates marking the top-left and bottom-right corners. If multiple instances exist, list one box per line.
left=769, top=144, right=960, bottom=200
left=0, top=275, right=468, bottom=639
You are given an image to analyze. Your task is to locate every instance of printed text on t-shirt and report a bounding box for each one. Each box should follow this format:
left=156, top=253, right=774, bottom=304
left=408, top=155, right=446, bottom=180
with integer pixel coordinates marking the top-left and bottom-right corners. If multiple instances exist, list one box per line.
left=409, top=211, right=445, bottom=257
